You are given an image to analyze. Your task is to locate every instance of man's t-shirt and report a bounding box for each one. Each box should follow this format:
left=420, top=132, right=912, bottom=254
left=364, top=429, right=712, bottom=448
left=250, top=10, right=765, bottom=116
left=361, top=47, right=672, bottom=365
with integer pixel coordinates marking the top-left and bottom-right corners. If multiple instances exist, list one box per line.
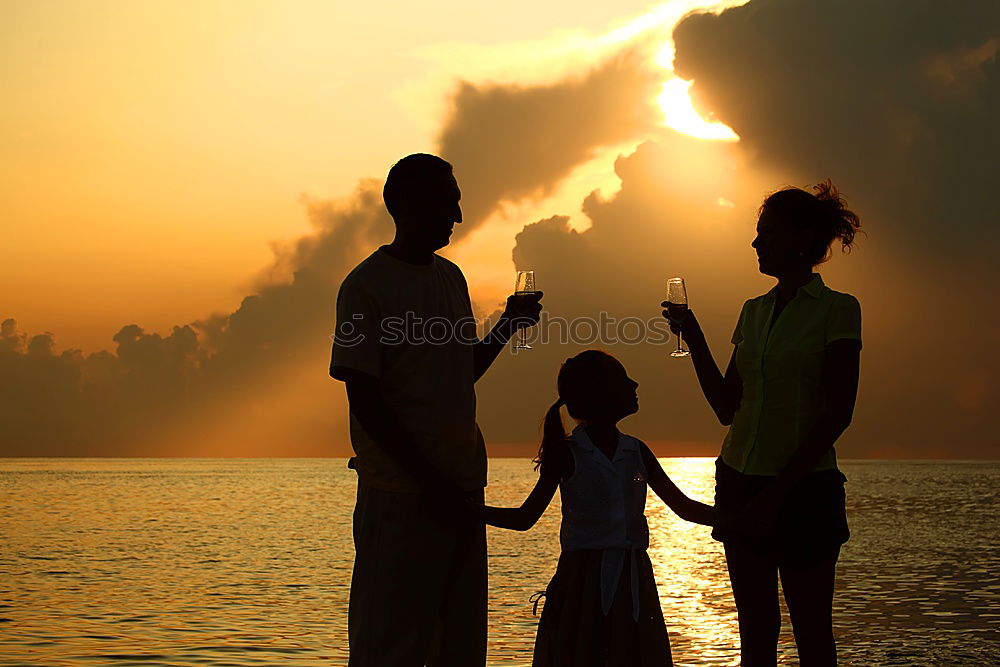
left=330, top=247, right=486, bottom=493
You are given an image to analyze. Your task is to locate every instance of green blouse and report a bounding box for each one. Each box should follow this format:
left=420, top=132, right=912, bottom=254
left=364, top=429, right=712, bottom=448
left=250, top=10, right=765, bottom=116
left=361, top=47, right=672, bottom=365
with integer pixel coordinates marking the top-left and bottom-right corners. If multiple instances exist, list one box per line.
left=721, top=274, right=862, bottom=476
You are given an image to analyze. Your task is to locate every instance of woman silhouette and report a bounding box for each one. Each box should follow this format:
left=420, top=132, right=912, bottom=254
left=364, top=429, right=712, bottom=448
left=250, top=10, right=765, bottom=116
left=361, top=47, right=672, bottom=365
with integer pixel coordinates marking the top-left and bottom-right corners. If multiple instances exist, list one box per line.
left=664, top=181, right=862, bottom=666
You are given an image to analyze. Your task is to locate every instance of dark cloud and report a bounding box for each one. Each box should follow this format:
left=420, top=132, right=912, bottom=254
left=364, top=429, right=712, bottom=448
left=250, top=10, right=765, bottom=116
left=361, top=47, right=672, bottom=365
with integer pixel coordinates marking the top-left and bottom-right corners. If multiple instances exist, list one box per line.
left=473, top=0, right=1000, bottom=458
left=5, top=7, right=997, bottom=459
left=672, top=0, right=1000, bottom=250
left=668, top=0, right=1000, bottom=455
left=476, top=123, right=998, bottom=458
left=439, top=47, right=665, bottom=236
left=2, top=43, right=661, bottom=456
left=1, top=181, right=392, bottom=456
left=475, top=131, right=780, bottom=454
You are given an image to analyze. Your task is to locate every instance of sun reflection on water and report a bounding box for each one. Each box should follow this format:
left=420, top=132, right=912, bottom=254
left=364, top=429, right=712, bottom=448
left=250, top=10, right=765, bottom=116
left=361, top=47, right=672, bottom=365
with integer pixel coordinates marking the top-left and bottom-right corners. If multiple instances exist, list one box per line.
left=3, top=458, right=998, bottom=666
left=647, top=458, right=740, bottom=666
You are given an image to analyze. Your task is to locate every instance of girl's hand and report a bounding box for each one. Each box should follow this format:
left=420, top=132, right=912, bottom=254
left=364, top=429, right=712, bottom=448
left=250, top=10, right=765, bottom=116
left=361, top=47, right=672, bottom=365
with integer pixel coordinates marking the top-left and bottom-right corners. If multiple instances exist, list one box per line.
left=693, top=502, right=718, bottom=527
left=422, top=481, right=482, bottom=528
left=464, top=497, right=487, bottom=524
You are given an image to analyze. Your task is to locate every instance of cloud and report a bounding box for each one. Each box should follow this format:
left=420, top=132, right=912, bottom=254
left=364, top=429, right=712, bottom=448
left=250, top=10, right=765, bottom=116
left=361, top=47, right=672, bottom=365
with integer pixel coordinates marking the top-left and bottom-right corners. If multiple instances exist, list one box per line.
left=0, top=180, right=392, bottom=456
left=4, top=2, right=998, bottom=459
left=472, top=0, right=1000, bottom=458
left=672, top=0, right=1000, bottom=251
left=2, top=42, right=662, bottom=456
left=474, top=131, right=782, bottom=453
left=667, top=0, right=1000, bottom=454
left=476, top=123, right=999, bottom=458
left=439, top=46, right=665, bottom=236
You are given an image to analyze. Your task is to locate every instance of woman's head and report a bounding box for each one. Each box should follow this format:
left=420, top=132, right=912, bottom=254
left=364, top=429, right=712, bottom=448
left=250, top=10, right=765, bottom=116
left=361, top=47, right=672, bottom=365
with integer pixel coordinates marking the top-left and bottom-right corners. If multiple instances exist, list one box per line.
left=534, top=350, right=638, bottom=470
left=752, top=180, right=861, bottom=277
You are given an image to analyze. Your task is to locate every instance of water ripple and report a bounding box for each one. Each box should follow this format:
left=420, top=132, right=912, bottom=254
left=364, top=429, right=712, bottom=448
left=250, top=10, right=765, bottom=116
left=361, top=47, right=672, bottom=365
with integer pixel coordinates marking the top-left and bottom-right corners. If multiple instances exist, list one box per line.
left=0, top=458, right=997, bottom=666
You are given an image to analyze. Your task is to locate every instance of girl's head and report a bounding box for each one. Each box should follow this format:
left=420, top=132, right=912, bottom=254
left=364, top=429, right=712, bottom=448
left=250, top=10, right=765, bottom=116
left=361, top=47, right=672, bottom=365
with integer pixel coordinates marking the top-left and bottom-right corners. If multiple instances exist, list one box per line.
left=534, top=350, right=638, bottom=469
left=752, top=180, right=861, bottom=277
left=557, top=350, right=638, bottom=422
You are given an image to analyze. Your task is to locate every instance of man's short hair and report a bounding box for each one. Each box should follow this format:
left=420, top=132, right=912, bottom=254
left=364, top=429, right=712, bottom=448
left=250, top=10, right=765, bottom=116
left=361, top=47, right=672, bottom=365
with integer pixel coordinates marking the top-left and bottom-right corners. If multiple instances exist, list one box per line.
left=383, top=153, right=454, bottom=220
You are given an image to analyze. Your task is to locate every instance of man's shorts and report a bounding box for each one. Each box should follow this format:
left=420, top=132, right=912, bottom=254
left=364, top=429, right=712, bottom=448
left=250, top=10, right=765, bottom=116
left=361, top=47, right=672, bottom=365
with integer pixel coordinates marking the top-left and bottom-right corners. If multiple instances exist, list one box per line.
left=349, top=481, right=487, bottom=667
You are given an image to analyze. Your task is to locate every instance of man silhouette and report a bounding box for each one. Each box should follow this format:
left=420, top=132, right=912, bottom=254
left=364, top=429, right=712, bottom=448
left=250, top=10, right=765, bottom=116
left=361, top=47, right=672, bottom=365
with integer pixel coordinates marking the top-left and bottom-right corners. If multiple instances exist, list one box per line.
left=330, top=153, right=543, bottom=666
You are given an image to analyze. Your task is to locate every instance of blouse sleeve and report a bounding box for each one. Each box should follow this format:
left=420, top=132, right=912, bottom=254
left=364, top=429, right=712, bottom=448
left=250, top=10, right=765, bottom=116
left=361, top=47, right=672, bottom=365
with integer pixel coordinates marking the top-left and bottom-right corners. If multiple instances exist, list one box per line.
left=826, top=294, right=862, bottom=346
left=731, top=299, right=751, bottom=345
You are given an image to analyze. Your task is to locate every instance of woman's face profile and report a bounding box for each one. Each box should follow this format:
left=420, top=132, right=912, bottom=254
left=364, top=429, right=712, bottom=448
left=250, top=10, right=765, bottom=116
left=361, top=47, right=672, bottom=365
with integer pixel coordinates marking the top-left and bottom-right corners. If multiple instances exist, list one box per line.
left=751, top=208, right=813, bottom=277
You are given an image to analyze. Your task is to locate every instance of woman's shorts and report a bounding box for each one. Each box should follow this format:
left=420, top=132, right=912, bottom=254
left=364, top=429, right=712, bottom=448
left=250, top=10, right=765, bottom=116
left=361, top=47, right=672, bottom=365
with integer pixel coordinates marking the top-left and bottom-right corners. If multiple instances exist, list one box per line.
left=711, top=458, right=849, bottom=565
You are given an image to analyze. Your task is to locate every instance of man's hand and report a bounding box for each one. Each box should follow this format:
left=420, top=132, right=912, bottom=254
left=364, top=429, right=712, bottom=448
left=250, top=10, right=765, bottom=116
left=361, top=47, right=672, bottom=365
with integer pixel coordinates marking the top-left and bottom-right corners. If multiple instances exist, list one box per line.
left=422, top=480, right=484, bottom=527
left=474, top=291, right=544, bottom=380
left=504, top=291, right=544, bottom=330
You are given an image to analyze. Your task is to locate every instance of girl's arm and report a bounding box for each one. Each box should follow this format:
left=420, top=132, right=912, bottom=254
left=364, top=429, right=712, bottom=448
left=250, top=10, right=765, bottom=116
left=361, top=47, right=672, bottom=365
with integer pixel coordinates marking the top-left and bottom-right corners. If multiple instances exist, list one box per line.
left=483, top=473, right=559, bottom=531
left=661, top=307, right=742, bottom=425
left=641, top=445, right=715, bottom=526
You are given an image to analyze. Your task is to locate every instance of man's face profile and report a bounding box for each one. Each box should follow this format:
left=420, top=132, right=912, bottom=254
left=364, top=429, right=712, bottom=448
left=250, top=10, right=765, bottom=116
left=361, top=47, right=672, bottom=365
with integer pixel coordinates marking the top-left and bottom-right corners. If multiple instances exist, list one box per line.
left=410, top=173, right=462, bottom=251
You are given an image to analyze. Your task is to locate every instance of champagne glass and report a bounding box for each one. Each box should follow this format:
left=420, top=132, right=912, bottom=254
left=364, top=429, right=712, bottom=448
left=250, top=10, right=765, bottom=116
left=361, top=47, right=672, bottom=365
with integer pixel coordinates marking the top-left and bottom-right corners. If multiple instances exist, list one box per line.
left=514, top=270, right=536, bottom=350
left=666, top=277, right=690, bottom=358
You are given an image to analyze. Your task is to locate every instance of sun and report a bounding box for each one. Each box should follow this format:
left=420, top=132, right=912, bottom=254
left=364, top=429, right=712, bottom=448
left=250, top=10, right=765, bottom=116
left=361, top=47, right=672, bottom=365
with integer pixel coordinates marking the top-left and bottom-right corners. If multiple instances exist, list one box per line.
left=642, top=0, right=745, bottom=142
left=658, top=78, right=739, bottom=141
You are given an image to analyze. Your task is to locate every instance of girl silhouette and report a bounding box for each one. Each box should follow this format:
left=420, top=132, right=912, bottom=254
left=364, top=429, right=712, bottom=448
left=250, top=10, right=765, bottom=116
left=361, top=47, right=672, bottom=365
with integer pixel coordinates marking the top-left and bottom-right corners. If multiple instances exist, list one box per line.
left=483, top=350, right=714, bottom=667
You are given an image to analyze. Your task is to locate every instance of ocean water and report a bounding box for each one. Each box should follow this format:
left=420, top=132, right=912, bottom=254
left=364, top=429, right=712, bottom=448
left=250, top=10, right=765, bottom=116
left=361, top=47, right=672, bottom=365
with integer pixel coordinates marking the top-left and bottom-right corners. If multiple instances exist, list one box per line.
left=1, top=458, right=997, bottom=666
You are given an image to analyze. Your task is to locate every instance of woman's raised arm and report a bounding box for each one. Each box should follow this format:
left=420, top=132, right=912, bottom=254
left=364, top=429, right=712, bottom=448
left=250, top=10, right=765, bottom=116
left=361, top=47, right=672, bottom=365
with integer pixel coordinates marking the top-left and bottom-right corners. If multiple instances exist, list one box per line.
left=661, top=307, right=742, bottom=425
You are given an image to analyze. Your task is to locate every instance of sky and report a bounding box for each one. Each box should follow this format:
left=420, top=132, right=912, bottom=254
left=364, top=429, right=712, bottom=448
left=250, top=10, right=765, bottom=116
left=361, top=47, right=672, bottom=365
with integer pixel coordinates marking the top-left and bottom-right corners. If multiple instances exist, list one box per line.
left=2, top=0, right=999, bottom=459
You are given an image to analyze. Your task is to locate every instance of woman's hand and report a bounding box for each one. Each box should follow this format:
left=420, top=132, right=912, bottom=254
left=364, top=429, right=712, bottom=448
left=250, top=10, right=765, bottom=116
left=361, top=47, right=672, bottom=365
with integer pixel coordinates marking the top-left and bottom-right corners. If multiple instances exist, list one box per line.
left=659, top=301, right=742, bottom=426
left=660, top=302, right=703, bottom=341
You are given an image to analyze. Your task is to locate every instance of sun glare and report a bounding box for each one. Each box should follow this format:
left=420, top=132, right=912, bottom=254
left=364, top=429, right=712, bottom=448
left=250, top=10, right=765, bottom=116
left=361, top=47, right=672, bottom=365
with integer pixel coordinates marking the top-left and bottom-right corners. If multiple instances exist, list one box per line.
left=658, top=78, right=739, bottom=141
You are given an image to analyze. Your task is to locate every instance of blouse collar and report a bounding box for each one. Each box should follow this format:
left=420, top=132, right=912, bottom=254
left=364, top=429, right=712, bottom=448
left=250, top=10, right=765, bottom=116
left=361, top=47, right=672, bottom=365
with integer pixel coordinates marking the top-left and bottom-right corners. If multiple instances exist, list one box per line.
left=766, top=272, right=825, bottom=301
left=571, top=425, right=638, bottom=471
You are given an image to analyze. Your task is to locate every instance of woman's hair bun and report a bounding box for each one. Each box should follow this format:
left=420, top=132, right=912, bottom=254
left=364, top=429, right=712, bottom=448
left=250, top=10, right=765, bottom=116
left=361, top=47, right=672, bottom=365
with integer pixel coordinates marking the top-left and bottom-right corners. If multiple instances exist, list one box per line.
left=762, top=179, right=863, bottom=264
left=812, top=179, right=861, bottom=257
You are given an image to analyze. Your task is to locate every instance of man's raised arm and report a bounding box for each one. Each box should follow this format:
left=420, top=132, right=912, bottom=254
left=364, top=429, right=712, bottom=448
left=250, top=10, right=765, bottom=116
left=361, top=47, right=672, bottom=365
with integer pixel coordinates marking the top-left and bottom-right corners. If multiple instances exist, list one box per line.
left=472, top=292, right=543, bottom=381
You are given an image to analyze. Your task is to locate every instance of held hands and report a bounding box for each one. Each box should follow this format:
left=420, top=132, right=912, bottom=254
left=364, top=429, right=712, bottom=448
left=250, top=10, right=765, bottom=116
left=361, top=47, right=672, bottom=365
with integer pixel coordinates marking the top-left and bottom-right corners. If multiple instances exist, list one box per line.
left=504, top=291, right=544, bottom=331
left=720, top=489, right=784, bottom=537
left=421, top=476, right=483, bottom=527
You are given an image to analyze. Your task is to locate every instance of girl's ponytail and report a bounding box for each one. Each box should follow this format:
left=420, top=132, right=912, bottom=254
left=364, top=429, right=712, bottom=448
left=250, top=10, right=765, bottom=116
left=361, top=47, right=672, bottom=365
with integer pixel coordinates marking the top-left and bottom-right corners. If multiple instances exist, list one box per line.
left=533, top=399, right=566, bottom=471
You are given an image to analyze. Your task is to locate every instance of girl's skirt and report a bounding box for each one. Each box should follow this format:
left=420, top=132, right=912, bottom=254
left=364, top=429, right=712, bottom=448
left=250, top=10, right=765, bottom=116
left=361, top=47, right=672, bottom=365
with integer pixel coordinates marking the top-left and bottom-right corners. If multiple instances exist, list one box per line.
left=532, top=548, right=673, bottom=667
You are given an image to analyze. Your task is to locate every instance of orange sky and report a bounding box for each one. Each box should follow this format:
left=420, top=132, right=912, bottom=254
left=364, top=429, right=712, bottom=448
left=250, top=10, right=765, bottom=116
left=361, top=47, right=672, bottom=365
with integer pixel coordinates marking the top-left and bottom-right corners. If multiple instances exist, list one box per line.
left=3, top=0, right=738, bottom=353
left=4, top=0, right=996, bottom=459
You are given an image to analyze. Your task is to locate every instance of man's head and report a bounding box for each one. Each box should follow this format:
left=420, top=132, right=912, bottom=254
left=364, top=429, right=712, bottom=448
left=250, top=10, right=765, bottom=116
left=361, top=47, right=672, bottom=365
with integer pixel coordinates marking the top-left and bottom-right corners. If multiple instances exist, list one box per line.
left=382, top=153, right=462, bottom=252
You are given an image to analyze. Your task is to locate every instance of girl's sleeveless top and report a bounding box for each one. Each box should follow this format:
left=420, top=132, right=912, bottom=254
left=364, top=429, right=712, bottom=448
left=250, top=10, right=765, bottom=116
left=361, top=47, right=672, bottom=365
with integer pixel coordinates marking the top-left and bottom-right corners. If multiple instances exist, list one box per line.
left=559, top=425, right=650, bottom=620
